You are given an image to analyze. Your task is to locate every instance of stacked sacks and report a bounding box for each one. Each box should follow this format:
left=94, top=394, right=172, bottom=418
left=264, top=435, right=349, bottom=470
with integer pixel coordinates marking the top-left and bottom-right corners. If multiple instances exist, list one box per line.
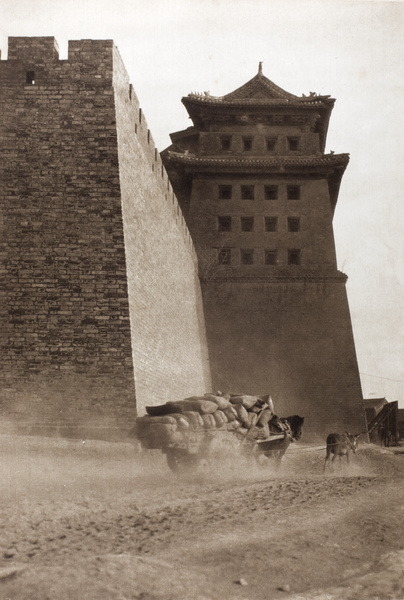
left=134, top=393, right=275, bottom=450
left=229, top=395, right=274, bottom=439
left=135, top=415, right=184, bottom=449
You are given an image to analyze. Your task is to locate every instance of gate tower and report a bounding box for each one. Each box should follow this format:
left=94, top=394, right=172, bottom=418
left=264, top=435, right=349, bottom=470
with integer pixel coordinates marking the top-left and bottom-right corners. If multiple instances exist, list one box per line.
left=163, top=65, right=367, bottom=435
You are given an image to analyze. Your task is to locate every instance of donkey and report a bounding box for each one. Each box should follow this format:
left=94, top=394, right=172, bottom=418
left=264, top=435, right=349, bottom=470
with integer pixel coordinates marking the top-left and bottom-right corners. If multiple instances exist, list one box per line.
left=323, top=432, right=361, bottom=472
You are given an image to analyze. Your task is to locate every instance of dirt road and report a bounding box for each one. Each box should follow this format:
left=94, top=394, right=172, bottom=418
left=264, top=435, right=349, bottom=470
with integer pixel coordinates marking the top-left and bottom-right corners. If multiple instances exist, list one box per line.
left=1, top=433, right=404, bottom=599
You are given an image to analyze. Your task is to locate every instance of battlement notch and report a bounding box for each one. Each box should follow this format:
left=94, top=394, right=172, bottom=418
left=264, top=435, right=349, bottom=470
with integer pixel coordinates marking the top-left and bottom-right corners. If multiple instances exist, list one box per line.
left=7, top=36, right=60, bottom=62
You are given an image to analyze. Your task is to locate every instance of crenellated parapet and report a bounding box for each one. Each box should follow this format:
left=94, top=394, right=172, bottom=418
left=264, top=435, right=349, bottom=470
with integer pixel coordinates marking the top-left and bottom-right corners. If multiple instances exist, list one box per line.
left=7, top=36, right=60, bottom=62
left=1, top=37, right=115, bottom=87
left=0, top=37, right=194, bottom=259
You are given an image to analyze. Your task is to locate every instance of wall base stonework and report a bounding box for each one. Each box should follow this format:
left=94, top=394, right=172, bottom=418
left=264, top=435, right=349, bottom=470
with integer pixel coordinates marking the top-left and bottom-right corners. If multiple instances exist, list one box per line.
left=201, top=276, right=367, bottom=437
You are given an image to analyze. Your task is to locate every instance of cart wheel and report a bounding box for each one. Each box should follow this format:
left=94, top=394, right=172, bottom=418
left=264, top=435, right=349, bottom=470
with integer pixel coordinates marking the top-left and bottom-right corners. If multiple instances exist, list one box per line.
left=166, top=449, right=200, bottom=473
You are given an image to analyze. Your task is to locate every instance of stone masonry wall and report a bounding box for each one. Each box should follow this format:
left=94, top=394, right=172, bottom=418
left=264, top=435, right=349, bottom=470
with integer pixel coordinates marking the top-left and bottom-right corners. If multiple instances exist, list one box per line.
left=0, top=37, right=211, bottom=429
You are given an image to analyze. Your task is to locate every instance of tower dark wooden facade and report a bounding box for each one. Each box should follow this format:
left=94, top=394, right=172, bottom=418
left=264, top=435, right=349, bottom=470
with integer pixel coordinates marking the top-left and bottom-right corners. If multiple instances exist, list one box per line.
left=163, top=66, right=367, bottom=435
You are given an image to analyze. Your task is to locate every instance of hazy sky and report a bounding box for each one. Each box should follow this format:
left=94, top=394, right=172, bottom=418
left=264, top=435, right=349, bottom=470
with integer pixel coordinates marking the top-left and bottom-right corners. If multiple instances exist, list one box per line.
left=1, top=0, right=403, bottom=406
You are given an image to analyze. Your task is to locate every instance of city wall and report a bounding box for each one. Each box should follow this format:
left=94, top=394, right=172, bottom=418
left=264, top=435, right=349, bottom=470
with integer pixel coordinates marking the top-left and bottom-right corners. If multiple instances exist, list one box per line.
left=0, top=37, right=211, bottom=431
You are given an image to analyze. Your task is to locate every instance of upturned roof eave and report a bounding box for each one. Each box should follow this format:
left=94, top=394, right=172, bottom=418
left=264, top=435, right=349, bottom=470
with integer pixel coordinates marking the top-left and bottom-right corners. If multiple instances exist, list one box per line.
left=181, top=94, right=335, bottom=149
left=182, top=95, right=335, bottom=113
left=164, top=151, right=348, bottom=217
left=165, top=151, right=349, bottom=170
left=183, top=70, right=335, bottom=106
left=169, top=126, right=198, bottom=143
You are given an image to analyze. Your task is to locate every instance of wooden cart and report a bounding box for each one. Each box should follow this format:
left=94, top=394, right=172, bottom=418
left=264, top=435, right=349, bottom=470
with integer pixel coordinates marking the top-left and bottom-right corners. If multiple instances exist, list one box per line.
left=135, top=414, right=300, bottom=473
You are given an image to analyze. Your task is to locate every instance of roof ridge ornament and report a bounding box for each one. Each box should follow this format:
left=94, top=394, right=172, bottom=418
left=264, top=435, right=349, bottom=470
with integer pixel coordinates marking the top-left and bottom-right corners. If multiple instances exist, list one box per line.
left=258, top=61, right=263, bottom=76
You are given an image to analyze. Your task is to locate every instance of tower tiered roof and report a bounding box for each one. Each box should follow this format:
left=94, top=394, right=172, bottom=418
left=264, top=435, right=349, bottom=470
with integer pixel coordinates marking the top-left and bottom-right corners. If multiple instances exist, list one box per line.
left=163, top=66, right=347, bottom=214
left=181, top=65, right=335, bottom=151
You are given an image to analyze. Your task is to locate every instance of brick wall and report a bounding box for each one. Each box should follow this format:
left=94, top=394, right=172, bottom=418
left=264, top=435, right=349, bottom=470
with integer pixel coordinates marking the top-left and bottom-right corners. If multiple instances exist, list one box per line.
left=111, top=46, right=211, bottom=414
left=0, top=37, right=211, bottom=429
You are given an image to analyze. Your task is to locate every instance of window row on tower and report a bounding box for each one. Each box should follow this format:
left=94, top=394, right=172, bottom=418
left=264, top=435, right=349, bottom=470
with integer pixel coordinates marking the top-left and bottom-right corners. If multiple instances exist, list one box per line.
left=217, top=248, right=301, bottom=266
left=218, top=216, right=300, bottom=232
left=218, top=184, right=300, bottom=200
left=219, top=135, right=301, bottom=152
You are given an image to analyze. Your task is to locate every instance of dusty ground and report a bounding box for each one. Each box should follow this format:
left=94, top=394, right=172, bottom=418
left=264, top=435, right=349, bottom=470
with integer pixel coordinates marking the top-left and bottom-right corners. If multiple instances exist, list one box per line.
left=1, top=432, right=404, bottom=600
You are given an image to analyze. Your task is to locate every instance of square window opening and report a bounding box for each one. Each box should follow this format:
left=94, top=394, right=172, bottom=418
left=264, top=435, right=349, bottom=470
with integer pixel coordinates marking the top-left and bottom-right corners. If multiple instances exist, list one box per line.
left=220, top=136, right=232, bottom=151
left=266, top=137, right=277, bottom=151
left=265, top=250, right=278, bottom=265
left=243, top=137, right=253, bottom=151
left=288, top=137, right=300, bottom=151
left=264, top=185, right=278, bottom=200
left=265, top=217, right=278, bottom=232
left=241, top=217, right=254, bottom=232
left=287, top=185, right=300, bottom=200
left=241, top=185, right=254, bottom=200
left=218, top=216, right=232, bottom=232
left=219, top=185, right=232, bottom=200
left=288, top=249, right=301, bottom=265
left=26, top=71, right=35, bottom=85
left=241, top=249, right=254, bottom=265
left=218, top=185, right=232, bottom=200
left=288, top=217, right=300, bottom=232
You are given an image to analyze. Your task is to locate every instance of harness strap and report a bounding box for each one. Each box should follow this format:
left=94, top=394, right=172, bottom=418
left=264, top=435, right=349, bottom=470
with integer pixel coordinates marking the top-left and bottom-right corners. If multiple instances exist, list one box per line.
left=328, top=435, right=356, bottom=451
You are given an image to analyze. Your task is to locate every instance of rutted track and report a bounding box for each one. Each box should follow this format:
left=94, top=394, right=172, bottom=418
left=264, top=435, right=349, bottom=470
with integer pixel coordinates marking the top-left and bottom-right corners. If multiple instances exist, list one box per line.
left=1, top=435, right=404, bottom=600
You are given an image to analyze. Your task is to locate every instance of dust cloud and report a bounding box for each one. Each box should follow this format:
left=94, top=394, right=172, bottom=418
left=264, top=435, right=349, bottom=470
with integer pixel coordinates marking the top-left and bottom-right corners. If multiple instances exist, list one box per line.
left=1, top=431, right=403, bottom=600
left=0, top=430, right=396, bottom=508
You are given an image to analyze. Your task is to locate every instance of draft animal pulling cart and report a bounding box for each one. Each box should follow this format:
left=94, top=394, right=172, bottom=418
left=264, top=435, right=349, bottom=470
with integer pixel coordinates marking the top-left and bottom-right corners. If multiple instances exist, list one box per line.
left=133, top=393, right=304, bottom=472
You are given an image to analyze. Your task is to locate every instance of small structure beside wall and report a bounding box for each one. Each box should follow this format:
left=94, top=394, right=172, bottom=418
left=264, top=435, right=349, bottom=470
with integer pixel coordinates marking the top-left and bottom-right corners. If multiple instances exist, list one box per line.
left=398, top=409, right=404, bottom=441
left=364, top=398, right=399, bottom=447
